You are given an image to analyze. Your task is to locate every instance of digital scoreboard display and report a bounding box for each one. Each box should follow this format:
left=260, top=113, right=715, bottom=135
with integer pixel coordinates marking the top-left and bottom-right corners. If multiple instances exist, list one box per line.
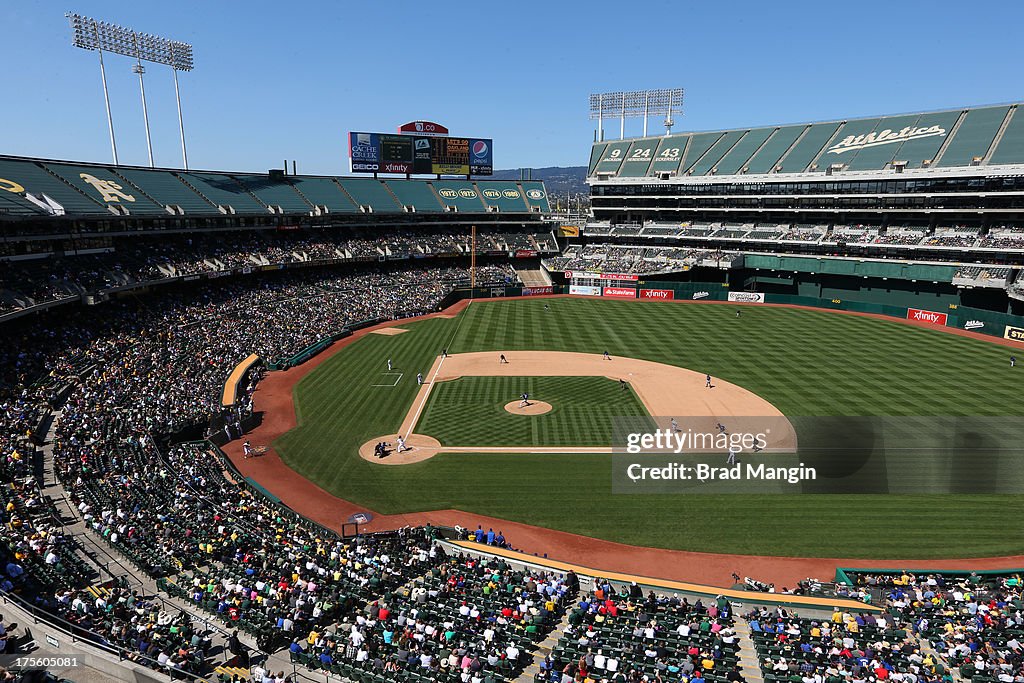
left=348, top=132, right=492, bottom=175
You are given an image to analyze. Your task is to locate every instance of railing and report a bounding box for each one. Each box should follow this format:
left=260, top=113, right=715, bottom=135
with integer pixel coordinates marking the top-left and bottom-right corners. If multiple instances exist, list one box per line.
left=0, top=589, right=210, bottom=682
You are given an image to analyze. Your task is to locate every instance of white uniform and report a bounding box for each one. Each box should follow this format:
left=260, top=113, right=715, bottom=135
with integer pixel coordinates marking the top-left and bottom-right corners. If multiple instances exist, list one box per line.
left=387, top=359, right=392, bottom=371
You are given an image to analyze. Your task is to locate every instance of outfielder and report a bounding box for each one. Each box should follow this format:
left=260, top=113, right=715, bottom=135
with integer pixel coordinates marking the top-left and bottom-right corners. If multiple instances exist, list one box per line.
left=416, top=372, right=423, bottom=386
left=387, top=358, right=393, bottom=372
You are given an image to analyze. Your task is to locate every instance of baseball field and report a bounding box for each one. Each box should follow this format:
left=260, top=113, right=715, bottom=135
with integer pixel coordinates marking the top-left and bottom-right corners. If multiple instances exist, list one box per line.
left=272, top=296, right=1024, bottom=559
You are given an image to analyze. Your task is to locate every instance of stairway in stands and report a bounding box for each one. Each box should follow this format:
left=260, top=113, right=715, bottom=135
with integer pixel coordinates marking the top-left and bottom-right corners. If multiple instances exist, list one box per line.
left=513, top=609, right=572, bottom=683
left=733, top=618, right=766, bottom=683
left=515, top=267, right=552, bottom=288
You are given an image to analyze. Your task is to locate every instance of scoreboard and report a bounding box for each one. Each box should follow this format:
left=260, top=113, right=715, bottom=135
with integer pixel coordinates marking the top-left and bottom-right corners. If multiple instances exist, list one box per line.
left=349, top=132, right=492, bottom=175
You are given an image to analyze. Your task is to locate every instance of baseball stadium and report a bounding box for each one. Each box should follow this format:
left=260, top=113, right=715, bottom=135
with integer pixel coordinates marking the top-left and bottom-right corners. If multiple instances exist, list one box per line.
left=3, top=4, right=1024, bottom=683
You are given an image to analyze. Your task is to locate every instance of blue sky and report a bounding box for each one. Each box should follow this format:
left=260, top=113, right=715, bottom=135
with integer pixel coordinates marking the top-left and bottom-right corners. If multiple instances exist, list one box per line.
left=2, top=0, right=1021, bottom=174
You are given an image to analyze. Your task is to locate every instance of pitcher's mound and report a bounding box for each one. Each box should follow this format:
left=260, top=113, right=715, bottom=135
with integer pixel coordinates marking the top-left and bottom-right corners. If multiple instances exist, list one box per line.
left=503, top=400, right=553, bottom=415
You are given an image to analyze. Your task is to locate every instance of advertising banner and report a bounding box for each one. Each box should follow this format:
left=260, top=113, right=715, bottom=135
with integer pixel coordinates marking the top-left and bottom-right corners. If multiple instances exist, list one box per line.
left=521, top=286, right=553, bottom=296
left=469, top=138, right=493, bottom=175
left=603, top=287, right=637, bottom=299
left=1004, top=325, right=1024, bottom=342
left=349, top=132, right=381, bottom=172
left=569, top=285, right=602, bottom=296
left=514, top=249, right=537, bottom=258
left=564, top=271, right=602, bottom=280
left=640, top=289, right=675, bottom=300
left=907, top=308, right=948, bottom=326
left=599, top=273, right=640, bottom=282
left=728, top=292, right=766, bottom=303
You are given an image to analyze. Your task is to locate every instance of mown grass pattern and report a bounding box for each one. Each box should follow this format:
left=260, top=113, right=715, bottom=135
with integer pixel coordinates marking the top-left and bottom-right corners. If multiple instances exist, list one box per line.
left=274, top=298, right=1024, bottom=559
left=415, top=376, right=649, bottom=446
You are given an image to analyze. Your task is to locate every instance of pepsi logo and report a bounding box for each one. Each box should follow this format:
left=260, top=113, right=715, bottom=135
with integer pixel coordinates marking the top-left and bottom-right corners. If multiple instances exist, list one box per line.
left=472, top=140, right=489, bottom=159
left=438, top=189, right=457, bottom=198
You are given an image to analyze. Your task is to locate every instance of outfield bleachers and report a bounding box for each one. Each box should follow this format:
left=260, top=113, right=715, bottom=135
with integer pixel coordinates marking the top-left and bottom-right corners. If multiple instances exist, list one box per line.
left=44, top=162, right=168, bottom=214
left=680, top=132, right=724, bottom=175
left=232, top=174, right=311, bottom=213
left=0, top=187, right=47, bottom=216
left=742, top=125, right=805, bottom=174
left=892, top=109, right=962, bottom=168
left=590, top=103, right=1024, bottom=178
left=337, top=178, right=403, bottom=213
left=114, top=167, right=216, bottom=214
left=521, top=181, right=550, bottom=212
left=713, top=128, right=774, bottom=175
left=777, top=121, right=842, bottom=173
left=841, top=113, right=921, bottom=171
left=386, top=179, right=443, bottom=212
left=177, top=172, right=268, bottom=213
left=0, top=157, right=108, bottom=215
left=988, top=108, right=1024, bottom=165
left=936, top=105, right=1010, bottom=167
left=285, top=176, right=359, bottom=213
left=647, top=134, right=691, bottom=176
left=688, top=130, right=746, bottom=176
left=478, top=181, right=530, bottom=212
left=431, top=180, right=487, bottom=212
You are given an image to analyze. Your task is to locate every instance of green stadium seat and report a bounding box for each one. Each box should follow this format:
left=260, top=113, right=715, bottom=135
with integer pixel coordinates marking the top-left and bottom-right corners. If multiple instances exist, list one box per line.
left=387, top=180, right=444, bottom=212
left=429, top=180, right=485, bottom=212
left=336, top=178, right=402, bottom=213
left=937, top=105, right=1010, bottom=167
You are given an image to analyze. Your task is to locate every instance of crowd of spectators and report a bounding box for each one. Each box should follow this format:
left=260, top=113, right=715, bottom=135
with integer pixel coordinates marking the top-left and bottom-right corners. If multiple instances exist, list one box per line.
left=546, top=583, right=741, bottom=683
left=0, top=228, right=550, bottom=315
left=845, top=571, right=1024, bottom=683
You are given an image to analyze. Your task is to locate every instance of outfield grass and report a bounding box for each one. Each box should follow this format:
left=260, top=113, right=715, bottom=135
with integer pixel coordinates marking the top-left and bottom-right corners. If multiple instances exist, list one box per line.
left=274, top=298, right=1024, bottom=559
left=415, top=376, right=649, bottom=446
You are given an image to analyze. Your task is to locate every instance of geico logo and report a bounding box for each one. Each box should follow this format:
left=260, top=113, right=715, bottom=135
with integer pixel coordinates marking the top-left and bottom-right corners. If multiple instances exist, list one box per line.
left=79, top=173, right=135, bottom=203
left=438, top=189, right=457, bottom=198
left=502, top=190, right=520, bottom=198
left=482, top=189, right=500, bottom=198
left=0, top=177, right=25, bottom=194
left=458, top=189, right=476, bottom=198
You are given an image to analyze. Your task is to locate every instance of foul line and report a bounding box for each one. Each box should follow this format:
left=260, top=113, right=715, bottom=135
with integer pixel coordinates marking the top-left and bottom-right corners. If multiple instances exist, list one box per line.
left=371, top=372, right=403, bottom=387
left=401, top=300, right=473, bottom=440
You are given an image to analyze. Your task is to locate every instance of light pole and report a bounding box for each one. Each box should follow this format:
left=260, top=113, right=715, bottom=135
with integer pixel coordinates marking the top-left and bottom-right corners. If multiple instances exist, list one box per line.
left=67, top=13, right=194, bottom=168
left=589, top=88, right=685, bottom=140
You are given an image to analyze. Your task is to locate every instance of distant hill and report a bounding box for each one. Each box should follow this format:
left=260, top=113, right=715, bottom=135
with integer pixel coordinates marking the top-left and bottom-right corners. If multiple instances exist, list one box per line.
left=492, top=166, right=588, bottom=198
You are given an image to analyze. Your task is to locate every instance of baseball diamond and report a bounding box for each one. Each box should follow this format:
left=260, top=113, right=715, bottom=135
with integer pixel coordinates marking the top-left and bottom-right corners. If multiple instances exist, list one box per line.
left=265, top=296, right=1024, bottom=560
left=11, top=8, right=1024, bottom=681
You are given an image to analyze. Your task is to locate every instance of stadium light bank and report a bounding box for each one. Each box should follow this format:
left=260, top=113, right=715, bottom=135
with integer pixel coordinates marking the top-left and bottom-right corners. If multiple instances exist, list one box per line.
left=66, top=12, right=194, bottom=169
left=589, top=88, right=684, bottom=141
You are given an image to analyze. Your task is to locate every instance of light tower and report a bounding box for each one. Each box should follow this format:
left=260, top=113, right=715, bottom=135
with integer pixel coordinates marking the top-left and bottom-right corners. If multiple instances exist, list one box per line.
left=67, top=13, right=194, bottom=168
left=589, top=88, right=685, bottom=140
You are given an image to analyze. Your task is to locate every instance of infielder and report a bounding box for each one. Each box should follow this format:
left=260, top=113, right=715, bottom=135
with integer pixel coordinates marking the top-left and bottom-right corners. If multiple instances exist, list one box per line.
left=705, top=374, right=712, bottom=388
left=670, top=418, right=679, bottom=433
left=603, top=350, right=611, bottom=361
left=519, top=392, right=530, bottom=408
left=499, top=354, right=508, bottom=364
left=387, top=358, right=393, bottom=372
left=727, top=445, right=740, bottom=466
